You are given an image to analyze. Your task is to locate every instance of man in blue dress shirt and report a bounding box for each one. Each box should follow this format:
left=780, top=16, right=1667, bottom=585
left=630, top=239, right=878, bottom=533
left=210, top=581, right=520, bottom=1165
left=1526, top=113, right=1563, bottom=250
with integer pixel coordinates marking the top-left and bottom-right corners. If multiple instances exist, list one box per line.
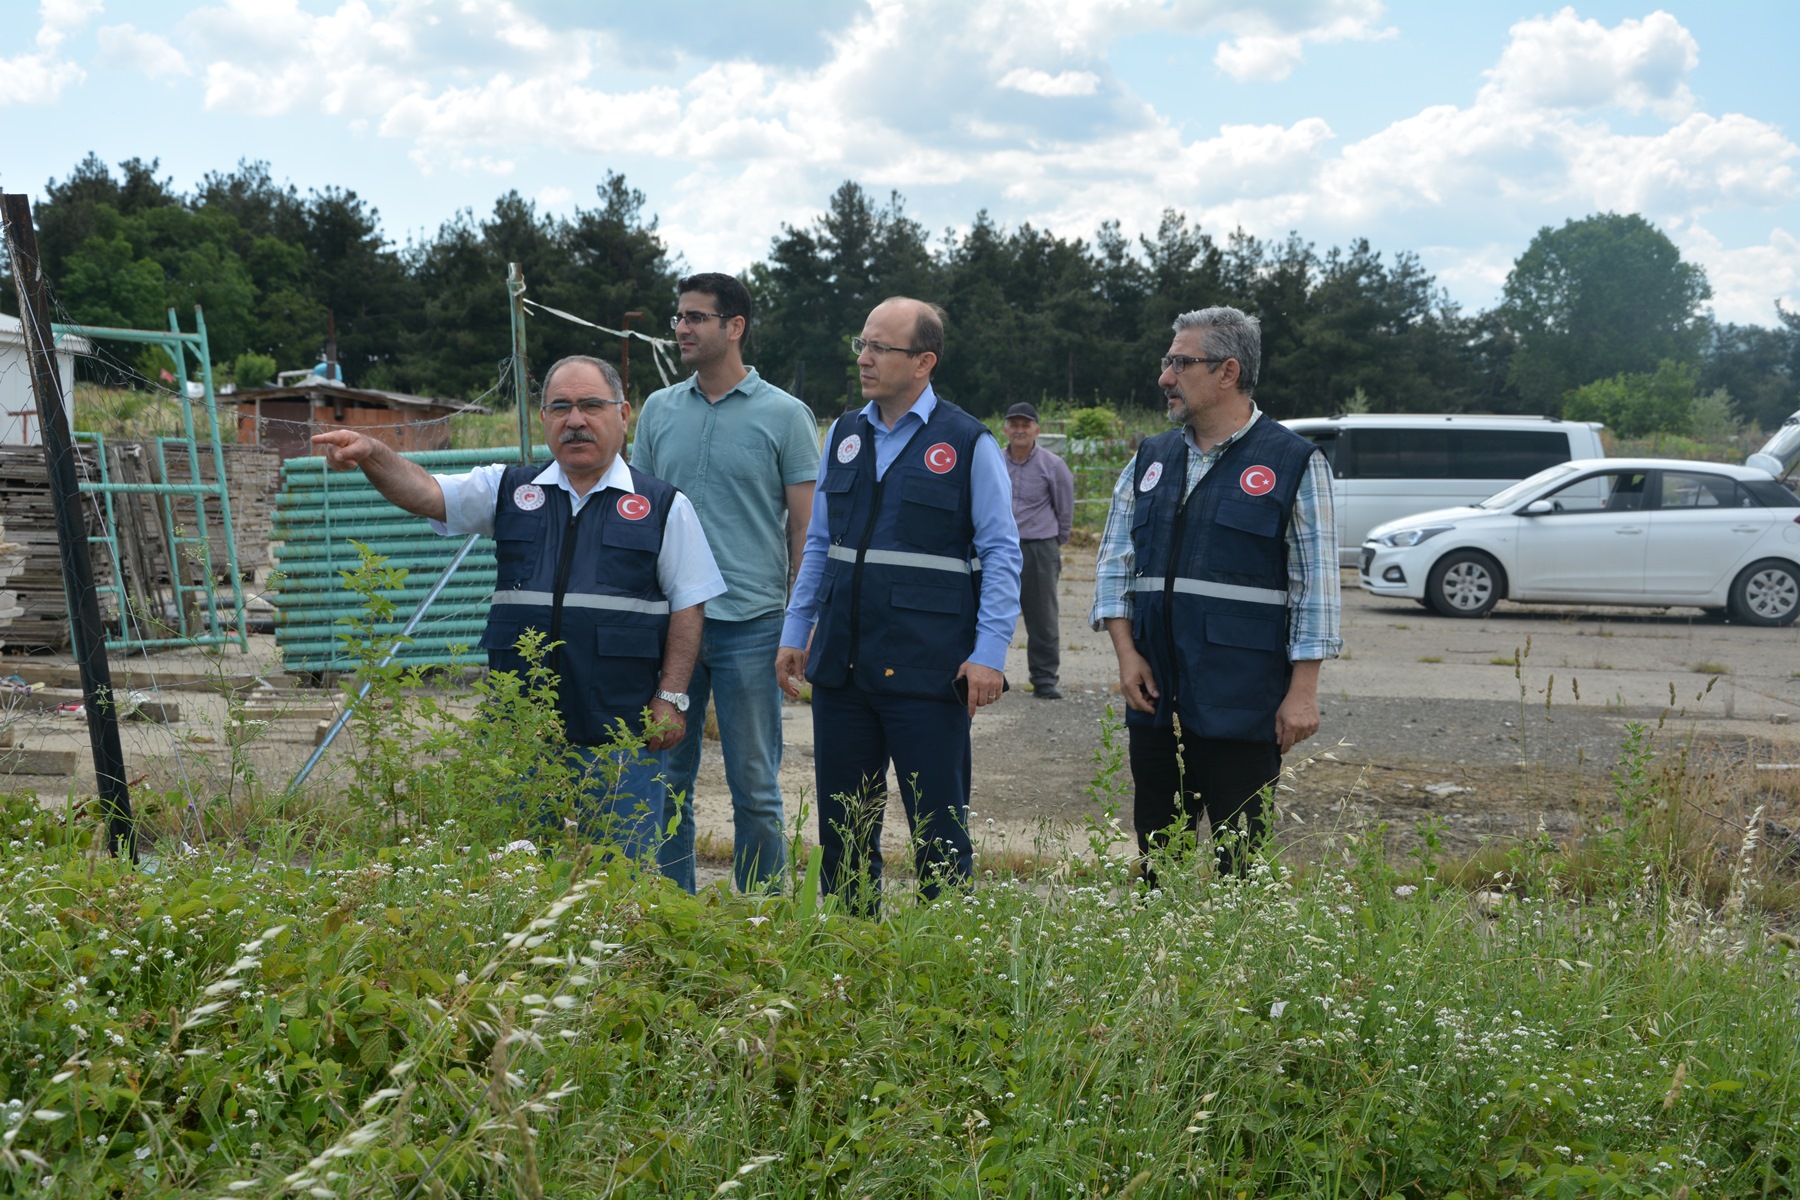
left=777, top=298, right=1022, bottom=910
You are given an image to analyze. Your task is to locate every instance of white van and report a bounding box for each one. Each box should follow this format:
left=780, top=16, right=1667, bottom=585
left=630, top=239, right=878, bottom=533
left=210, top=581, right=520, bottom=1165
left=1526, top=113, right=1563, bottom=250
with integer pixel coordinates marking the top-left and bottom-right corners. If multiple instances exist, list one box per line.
left=1281, top=414, right=1607, bottom=565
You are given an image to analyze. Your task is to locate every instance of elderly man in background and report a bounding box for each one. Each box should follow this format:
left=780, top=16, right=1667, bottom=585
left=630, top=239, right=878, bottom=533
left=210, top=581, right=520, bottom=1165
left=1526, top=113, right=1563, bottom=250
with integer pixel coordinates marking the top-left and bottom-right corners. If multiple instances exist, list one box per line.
left=1090, top=307, right=1340, bottom=882
left=1001, top=401, right=1075, bottom=700
left=312, top=355, right=724, bottom=862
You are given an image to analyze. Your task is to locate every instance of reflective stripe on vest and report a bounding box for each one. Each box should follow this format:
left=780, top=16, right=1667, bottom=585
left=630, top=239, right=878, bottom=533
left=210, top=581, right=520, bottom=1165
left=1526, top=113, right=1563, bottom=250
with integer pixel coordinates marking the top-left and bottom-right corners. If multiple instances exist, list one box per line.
left=826, top=544, right=981, bottom=575
left=1132, top=575, right=1289, bottom=608
left=491, top=589, right=672, bottom=616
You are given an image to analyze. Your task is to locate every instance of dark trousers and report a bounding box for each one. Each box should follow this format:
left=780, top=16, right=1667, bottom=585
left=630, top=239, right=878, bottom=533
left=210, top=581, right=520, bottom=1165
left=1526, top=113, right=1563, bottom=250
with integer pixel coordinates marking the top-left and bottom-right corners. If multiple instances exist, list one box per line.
left=1129, top=725, right=1280, bottom=880
left=1019, top=538, right=1062, bottom=688
left=812, top=682, right=973, bottom=911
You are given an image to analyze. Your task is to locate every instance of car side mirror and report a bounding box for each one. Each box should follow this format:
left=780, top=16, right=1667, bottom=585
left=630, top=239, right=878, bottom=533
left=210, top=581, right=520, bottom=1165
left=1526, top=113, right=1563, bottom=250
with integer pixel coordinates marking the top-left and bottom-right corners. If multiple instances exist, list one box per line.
left=1522, top=499, right=1554, bottom=515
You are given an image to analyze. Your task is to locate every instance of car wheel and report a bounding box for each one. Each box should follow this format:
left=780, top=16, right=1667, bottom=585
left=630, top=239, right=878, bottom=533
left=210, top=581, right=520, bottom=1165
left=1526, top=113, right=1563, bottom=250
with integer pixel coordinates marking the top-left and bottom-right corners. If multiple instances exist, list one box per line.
left=1728, top=559, right=1800, bottom=627
left=1426, top=550, right=1502, bottom=618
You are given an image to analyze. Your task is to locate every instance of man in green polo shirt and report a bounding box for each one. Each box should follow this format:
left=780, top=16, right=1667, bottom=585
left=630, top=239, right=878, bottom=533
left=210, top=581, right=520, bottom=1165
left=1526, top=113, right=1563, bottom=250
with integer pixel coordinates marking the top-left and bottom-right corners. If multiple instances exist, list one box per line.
left=633, top=272, right=822, bottom=893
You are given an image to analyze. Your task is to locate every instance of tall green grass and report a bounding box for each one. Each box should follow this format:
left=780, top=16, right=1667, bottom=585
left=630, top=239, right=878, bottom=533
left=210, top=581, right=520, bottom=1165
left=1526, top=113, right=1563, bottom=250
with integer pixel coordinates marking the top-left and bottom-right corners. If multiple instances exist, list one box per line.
left=0, top=550, right=1794, bottom=1197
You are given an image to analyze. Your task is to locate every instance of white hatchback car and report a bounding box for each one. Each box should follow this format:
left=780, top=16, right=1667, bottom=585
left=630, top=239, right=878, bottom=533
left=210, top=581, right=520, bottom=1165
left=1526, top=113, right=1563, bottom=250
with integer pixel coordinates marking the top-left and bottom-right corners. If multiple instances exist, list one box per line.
left=1360, top=458, right=1800, bottom=625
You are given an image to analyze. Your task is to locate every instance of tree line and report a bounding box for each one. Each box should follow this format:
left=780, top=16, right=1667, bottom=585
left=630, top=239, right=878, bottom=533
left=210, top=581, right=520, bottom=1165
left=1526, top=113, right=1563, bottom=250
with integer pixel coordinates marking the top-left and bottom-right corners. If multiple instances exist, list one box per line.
left=5, top=154, right=1797, bottom=432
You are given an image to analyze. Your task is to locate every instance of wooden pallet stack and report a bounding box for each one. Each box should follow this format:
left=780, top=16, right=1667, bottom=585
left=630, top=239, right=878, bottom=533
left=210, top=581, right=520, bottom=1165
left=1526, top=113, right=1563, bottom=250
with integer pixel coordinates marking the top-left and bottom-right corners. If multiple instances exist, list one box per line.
left=0, top=517, right=23, bottom=650
left=156, top=442, right=282, bottom=579
left=0, top=445, right=114, bottom=650
left=0, top=440, right=282, bottom=650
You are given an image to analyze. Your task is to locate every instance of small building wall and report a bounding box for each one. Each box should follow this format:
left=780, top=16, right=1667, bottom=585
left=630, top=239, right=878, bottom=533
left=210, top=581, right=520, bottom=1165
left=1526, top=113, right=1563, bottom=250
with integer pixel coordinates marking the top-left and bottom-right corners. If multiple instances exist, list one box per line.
left=0, top=316, right=78, bottom=447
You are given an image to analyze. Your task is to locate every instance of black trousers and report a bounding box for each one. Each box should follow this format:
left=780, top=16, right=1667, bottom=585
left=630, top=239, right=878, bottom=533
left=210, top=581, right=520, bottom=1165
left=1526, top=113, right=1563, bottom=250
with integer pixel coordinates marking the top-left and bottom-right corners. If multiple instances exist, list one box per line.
left=1128, top=724, right=1280, bottom=880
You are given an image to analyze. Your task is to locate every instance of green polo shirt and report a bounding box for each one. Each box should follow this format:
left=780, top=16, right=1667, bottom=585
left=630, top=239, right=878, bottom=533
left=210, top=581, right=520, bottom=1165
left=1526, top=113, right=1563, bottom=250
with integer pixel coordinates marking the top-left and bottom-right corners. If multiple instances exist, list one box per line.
left=631, top=368, right=822, bottom=622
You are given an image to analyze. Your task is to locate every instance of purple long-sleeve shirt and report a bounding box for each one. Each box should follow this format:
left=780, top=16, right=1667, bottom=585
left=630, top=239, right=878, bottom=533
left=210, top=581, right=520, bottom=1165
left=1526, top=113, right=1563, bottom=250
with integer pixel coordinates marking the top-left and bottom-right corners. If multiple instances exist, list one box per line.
left=1006, top=444, right=1074, bottom=543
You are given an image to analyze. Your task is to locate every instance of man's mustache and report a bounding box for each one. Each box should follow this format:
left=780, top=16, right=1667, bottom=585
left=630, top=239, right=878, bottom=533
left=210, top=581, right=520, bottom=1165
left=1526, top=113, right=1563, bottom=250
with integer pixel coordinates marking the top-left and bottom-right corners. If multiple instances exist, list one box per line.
left=558, top=428, right=597, bottom=445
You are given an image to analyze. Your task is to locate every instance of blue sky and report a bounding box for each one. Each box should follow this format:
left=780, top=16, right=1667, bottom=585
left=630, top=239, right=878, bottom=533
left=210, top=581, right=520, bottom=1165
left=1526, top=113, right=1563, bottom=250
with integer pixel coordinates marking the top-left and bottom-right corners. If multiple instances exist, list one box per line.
left=3, top=1, right=1796, bottom=326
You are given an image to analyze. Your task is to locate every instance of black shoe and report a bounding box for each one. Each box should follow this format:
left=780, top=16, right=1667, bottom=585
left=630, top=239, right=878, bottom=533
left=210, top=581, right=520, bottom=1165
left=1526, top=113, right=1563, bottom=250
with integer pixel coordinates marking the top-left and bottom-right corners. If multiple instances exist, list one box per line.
left=1034, top=684, right=1063, bottom=700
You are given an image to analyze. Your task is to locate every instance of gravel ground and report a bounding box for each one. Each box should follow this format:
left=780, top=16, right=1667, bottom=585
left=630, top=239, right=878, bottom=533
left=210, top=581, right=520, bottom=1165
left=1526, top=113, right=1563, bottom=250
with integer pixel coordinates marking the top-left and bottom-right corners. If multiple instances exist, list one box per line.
left=7, top=546, right=1800, bottom=882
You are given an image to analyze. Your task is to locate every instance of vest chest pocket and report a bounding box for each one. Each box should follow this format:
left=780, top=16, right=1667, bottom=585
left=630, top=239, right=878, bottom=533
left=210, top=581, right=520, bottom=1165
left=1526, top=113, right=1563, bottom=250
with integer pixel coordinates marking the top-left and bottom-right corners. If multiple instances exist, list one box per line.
left=1215, top=497, right=1282, bottom=538
left=492, top=535, right=537, bottom=587
left=896, top=473, right=962, bottom=548
left=600, top=515, right=662, bottom=552
left=822, top=468, right=856, bottom=539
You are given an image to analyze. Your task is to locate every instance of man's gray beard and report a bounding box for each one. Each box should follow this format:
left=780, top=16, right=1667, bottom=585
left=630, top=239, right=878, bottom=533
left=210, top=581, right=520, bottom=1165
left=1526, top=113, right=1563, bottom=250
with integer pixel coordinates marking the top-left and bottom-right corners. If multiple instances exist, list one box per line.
left=559, top=430, right=596, bottom=445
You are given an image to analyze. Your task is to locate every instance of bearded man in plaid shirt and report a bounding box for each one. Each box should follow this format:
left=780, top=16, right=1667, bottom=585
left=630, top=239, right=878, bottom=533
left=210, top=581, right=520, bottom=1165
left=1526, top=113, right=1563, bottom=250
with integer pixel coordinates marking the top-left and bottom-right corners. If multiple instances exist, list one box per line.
left=1090, top=306, right=1341, bottom=881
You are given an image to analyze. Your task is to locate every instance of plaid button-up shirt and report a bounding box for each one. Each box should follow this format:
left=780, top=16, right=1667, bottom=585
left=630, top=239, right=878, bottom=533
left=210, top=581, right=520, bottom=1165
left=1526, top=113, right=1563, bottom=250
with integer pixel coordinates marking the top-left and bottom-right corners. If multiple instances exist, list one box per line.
left=1087, top=408, right=1342, bottom=662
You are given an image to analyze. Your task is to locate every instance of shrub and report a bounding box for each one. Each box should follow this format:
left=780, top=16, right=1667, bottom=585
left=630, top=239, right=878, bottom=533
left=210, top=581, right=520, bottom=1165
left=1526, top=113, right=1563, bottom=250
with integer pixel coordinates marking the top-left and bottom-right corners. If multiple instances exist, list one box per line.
left=232, top=351, right=277, bottom=389
left=1065, top=406, right=1119, bottom=439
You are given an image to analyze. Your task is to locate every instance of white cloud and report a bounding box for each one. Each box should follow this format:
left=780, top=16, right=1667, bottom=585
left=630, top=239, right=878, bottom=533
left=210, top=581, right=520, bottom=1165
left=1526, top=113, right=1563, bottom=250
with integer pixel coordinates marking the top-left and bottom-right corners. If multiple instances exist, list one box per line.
left=0, top=0, right=99, bottom=105
left=97, top=25, right=192, bottom=80
left=1213, top=34, right=1305, bottom=83
left=75, top=1, right=1795, bottom=327
left=1209, top=3, right=1394, bottom=82
left=998, top=67, right=1100, bottom=97
left=1677, top=222, right=1800, bottom=326
left=1482, top=7, right=1698, bottom=118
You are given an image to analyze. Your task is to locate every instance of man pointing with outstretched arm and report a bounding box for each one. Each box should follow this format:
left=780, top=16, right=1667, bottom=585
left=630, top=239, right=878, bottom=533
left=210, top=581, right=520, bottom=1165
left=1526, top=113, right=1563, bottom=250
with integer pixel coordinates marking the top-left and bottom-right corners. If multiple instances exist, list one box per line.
left=312, top=355, right=724, bottom=864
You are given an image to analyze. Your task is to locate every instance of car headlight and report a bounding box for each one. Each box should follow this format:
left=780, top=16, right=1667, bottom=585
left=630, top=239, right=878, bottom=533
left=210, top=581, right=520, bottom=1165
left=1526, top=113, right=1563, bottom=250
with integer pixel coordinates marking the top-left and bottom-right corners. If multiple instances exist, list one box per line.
left=1372, top=525, right=1453, bottom=548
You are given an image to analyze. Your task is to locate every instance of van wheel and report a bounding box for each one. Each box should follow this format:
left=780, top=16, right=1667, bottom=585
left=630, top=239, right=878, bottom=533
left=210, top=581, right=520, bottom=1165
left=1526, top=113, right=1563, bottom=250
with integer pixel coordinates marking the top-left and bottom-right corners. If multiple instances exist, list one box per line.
left=1426, top=551, right=1502, bottom=618
left=1728, top=559, right=1800, bottom=627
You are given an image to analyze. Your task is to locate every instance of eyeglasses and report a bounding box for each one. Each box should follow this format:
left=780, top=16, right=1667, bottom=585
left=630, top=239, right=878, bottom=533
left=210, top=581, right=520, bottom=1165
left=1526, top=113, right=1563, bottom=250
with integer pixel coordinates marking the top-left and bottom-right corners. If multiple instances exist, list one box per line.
left=542, top=397, right=623, bottom=418
left=850, top=337, right=923, bottom=357
left=1160, top=355, right=1230, bottom=373
left=670, top=310, right=730, bottom=329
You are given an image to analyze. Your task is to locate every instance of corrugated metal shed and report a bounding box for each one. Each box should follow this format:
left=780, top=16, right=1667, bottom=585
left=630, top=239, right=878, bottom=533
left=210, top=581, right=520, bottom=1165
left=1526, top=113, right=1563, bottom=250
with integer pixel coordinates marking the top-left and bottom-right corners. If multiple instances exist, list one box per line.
left=272, top=446, right=546, bottom=673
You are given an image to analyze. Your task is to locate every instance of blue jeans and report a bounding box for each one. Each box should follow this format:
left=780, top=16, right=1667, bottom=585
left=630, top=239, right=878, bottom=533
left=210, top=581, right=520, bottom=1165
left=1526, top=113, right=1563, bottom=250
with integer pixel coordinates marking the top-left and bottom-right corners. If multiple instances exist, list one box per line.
left=557, top=743, right=667, bottom=863
left=655, top=614, right=788, bottom=892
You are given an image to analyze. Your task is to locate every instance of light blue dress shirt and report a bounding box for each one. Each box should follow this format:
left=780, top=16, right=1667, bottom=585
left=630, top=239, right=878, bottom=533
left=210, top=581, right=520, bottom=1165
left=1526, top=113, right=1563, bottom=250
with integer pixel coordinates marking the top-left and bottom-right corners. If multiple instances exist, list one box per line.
left=431, top=454, right=726, bottom=613
left=782, top=385, right=1022, bottom=672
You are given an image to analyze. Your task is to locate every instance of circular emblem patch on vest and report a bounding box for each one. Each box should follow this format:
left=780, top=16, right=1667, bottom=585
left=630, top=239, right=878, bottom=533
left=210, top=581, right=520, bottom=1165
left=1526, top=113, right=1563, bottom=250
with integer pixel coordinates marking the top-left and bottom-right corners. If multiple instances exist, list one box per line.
left=924, top=442, right=958, bottom=474
left=616, top=493, right=652, bottom=521
left=836, top=434, right=862, bottom=464
left=1240, top=465, right=1277, bottom=496
left=512, top=483, right=545, bottom=511
left=1139, top=461, right=1164, bottom=493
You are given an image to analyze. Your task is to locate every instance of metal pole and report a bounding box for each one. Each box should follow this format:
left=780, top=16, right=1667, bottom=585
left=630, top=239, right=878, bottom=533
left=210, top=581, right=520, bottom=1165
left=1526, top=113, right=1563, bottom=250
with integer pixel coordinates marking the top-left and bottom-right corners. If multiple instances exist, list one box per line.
left=620, top=310, right=647, bottom=400
left=285, top=532, right=483, bottom=794
left=2, top=193, right=135, bottom=860
left=507, top=264, right=532, bottom=465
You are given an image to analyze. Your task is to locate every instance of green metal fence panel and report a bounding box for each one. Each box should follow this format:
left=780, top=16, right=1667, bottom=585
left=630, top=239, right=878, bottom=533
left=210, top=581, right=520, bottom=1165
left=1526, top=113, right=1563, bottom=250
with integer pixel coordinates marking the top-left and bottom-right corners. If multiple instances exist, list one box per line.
left=272, top=446, right=548, bottom=673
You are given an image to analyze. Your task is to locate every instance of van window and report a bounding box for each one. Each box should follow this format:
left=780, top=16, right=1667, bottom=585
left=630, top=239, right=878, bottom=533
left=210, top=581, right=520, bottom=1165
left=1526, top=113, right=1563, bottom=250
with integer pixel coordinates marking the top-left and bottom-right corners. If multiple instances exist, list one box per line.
left=1344, top=428, right=1571, bottom=480
left=1298, top=430, right=1339, bottom=474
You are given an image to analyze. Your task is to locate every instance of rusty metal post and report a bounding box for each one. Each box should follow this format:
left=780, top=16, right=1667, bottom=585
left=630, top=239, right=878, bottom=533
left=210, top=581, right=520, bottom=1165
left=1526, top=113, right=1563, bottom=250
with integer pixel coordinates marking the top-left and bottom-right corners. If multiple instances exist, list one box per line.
left=1, top=193, right=135, bottom=860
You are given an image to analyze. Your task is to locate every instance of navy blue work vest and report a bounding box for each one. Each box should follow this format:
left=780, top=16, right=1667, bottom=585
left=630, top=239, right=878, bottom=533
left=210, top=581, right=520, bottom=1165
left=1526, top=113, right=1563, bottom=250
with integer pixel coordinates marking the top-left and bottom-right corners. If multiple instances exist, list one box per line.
left=1128, top=417, right=1318, bottom=742
left=479, top=463, right=675, bottom=744
left=805, top=401, right=991, bottom=701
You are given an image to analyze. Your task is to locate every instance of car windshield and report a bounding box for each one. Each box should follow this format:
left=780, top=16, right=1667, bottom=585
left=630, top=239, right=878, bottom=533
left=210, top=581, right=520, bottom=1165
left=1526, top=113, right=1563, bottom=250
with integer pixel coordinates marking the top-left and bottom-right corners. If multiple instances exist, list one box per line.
left=1476, top=462, right=1584, bottom=510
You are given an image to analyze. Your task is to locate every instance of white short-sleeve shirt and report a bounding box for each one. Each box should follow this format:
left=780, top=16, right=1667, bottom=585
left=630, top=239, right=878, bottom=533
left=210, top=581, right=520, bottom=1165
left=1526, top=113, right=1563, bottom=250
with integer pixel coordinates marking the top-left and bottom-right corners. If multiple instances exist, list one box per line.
left=431, top=454, right=725, bottom=612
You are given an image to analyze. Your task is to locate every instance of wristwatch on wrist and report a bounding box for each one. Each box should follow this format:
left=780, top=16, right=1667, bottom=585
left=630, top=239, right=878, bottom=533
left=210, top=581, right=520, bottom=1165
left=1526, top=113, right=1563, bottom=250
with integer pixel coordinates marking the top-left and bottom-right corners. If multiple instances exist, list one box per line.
left=654, top=689, right=690, bottom=713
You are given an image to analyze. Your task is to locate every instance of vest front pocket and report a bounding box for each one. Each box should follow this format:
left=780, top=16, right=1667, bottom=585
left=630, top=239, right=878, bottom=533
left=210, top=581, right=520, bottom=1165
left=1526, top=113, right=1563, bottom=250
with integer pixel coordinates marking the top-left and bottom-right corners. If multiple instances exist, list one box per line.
left=590, top=624, right=665, bottom=711
left=895, top=474, right=962, bottom=549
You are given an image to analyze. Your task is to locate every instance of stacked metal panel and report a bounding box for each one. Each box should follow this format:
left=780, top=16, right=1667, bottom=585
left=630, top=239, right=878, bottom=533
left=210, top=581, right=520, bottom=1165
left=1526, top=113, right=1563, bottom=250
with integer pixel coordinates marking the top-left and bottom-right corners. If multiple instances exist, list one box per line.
left=272, top=447, right=546, bottom=674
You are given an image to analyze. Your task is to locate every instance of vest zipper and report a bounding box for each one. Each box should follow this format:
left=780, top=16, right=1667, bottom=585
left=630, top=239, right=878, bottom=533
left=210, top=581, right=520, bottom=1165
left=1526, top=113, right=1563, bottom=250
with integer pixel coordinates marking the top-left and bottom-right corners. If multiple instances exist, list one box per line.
left=1164, top=469, right=1188, bottom=716
left=846, top=473, right=885, bottom=673
left=548, top=501, right=592, bottom=676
